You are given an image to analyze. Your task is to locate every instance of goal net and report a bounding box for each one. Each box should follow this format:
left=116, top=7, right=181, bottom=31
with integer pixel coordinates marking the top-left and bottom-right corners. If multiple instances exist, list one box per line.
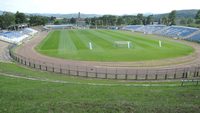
left=114, top=41, right=131, bottom=48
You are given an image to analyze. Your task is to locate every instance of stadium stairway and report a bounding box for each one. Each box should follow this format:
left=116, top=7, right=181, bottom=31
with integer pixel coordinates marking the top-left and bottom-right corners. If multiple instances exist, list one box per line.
left=3, top=46, right=12, bottom=61
left=0, top=41, right=12, bottom=62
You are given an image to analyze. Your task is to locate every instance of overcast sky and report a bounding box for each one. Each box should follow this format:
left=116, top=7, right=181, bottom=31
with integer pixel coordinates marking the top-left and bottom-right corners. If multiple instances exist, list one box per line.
left=0, top=0, right=200, bottom=15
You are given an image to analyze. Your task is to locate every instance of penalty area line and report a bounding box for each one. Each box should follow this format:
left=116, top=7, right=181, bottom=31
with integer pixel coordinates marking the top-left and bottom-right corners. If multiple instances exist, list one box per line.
left=0, top=72, right=179, bottom=87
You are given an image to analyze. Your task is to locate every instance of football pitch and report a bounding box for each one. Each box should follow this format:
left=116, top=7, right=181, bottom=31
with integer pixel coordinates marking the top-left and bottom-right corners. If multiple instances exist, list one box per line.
left=36, top=29, right=194, bottom=61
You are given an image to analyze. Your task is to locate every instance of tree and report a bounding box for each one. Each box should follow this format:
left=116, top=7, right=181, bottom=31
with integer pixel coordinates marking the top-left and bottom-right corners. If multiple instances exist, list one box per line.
left=146, top=15, right=154, bottom=25
left=158, top=18, right=162, bottom=24
left=15, top=11, right=26, bottom=24
left=0, top=16, right=3, bottom=29
left=187, top=18, right=194, bottom=24
left=85, top=18, right=91, bottom=25
left=90, top=17, right=97, bottom=26
left=161, top=16, right=168, bottom=25
left=195, top=10, right=200, bottom=24
left=136, top=14, right=144, bottom=25
left=54, top=20, right=60, bottom=25
left=84, top=14, right=149, bottom=26
left=70, top=17, right=76, bottom=24
left=168, top=10, right=176, bottom=25
left=143, top=18, right=147, bottom=25
left=62, top=18, right=69, bottom=24
left=180, top=18, right=187, bottom=25
left=195, top=10, right=200, bottom=19
left=29, top=15, right=48, bottom=26
left=0, top=12, right=15, bottom=29
left=108, top=15, right=117, bottom=26
left=100, top=15, right=107, bottom=26
left=49, top=16, right=56, bottom=23
left=116, top=17, right=123, bottom=25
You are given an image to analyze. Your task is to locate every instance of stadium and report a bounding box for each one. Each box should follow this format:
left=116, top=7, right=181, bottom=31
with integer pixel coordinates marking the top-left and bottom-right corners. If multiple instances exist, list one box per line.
left=4, top=24, right=200, bottom=80
left=0, top=0, right=200, bottom=112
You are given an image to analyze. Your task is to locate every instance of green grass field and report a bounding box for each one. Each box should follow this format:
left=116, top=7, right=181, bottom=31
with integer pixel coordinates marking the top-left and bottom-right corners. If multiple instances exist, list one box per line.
left=36, top=29, right=194, bottom=61
left=0, top=62, right=200, bottom=113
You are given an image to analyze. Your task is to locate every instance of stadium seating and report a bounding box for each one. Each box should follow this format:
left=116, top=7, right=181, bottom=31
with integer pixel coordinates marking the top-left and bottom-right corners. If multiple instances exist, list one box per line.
left=123, top=25, right=200, bottom=39
left=2, top=32, right=24, bottom=38
left=0, top=28, right=38, bottom=44
left=138, top=25, right=166, bottom=34
left=157, top=26, right=199, bottom=38
left=187, top=32, right=200, bottom=42
left=122, top=25, right=144, bottom=31
left=1, top=25, right=199, bottom=44
left=22, top=28, right=38, bottom=35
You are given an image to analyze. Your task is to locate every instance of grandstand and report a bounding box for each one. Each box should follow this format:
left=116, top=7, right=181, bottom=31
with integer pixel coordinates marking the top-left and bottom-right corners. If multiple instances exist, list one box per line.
left=0, top=28, right=38, bottom=44
left=139, top=25, right=166, bottom=34
left=122, top=25, right=144, bottom=32
left=45, top=25, right=74, bottom=29
left=157, top=26, right=199, bottom=38
left=22, top=28, right=38, bottom=36
left=123, top=25, right=200, bottom=41
left=1, top=25, right=199, bottom=44
left=187, top=32, right=200, bottom=42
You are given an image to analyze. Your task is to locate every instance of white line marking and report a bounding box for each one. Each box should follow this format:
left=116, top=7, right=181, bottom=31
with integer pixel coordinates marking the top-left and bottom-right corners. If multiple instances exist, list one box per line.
left=0, top=72, right=179, bottom=87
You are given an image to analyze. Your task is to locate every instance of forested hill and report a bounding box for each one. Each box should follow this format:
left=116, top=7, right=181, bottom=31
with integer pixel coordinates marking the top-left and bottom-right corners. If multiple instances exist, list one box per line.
left=26, top=13, right=101, bottom=18
left=0, top=11, right=3, bottom=15
left=0, top=9, right=199, bottom=19
left=154, top=9, right=199, bottom=20
left=0, top=10, right=100, bottom=18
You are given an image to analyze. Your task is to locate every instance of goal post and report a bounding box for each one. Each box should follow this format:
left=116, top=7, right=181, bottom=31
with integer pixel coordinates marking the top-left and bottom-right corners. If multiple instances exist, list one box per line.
left=114, top=41, right=132, bottom=48
left=89, top=42, right=93, bottom=50
left=159, top=40, right=162, bottom=47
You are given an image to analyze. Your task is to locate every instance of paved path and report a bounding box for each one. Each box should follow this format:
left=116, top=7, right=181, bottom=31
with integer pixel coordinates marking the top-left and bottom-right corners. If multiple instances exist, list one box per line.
left=0, top=41, right=11, bottom=62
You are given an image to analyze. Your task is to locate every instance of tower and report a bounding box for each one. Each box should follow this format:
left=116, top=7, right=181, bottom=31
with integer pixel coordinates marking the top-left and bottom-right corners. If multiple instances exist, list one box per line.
left=78, top=12, right=80, bottom=20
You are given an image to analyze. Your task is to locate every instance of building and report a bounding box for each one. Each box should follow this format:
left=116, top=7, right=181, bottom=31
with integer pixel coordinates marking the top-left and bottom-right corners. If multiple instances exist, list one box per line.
left=76, top=12, right=86, bottom=26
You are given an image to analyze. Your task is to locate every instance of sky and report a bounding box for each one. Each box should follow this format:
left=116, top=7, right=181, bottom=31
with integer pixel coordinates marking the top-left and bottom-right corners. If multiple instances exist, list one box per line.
left=0, top=0, right=200, bottom=15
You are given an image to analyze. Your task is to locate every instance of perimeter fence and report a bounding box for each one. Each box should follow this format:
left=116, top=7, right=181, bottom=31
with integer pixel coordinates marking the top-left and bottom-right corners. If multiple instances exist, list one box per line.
left=9, top=45, right=200, bottom=80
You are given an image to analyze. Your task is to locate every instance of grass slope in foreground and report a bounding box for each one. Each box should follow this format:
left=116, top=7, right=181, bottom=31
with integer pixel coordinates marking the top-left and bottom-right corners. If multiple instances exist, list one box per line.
left=36, top=29, right=194, bottom=61
left=0, top=62, right=200, bottom=113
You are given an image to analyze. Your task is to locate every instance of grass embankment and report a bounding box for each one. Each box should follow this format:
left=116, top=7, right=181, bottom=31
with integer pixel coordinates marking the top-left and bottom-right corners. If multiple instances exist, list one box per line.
left=0, top=62, right=200, bottom=113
